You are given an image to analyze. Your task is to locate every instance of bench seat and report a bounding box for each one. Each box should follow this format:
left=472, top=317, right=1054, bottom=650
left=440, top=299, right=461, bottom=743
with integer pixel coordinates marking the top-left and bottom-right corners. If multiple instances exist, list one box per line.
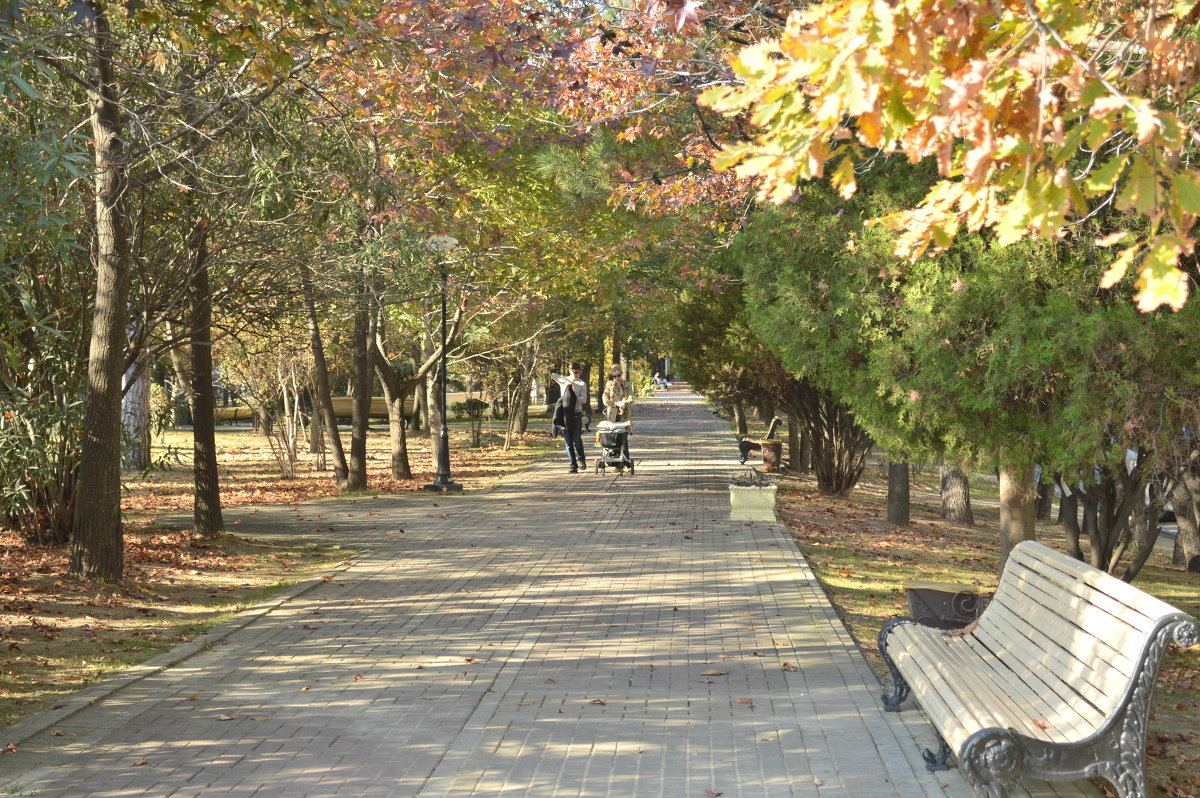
left=879, top=540, right=1197, bottom=798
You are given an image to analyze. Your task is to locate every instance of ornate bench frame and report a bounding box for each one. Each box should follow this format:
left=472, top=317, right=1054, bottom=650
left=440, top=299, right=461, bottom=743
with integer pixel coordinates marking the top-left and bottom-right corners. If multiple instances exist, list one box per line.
left=878, top=541, right=1197, bottom=798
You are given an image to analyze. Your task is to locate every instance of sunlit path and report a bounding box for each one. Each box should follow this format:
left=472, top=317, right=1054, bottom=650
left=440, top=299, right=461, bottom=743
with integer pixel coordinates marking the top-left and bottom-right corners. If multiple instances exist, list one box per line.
left=1, top=391, right=1092, bottom=797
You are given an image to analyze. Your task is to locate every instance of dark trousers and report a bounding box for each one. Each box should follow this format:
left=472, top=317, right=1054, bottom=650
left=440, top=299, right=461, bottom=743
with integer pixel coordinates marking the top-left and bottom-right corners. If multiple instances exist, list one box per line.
left=563, top=412, right=585, bottom=467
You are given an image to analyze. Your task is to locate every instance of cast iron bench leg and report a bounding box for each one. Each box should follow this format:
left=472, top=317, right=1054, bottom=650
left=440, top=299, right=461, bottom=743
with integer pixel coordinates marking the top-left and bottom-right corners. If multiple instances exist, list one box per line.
left=878, top=618, right=911, bottom=711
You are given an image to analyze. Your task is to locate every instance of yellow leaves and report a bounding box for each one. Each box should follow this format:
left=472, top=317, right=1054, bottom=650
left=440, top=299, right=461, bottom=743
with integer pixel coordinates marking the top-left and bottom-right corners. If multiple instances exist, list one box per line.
left=1136, top=235, right=1191, bottom=312
left=1129, top=98, right=1161, bottom=145
left=731, top=41, right=781, bottom=84
left=700, top=0, right=1200, bottom=312
left=1095, top=231, right=1132, bottom=249
left=856, top=111, right=885, bottom=148
left=1173, top=0, right=1200, bottom=20
left=831, top=156, right=857, bottom=200
left=1089, top=95, right=1126, bottom=119
left=1118, top=158, right=1160, bottom=215
left=1082, top=154, right=1129, bottom=196
left=1098, top=236, right=1192, bottom=312
left=1099, top=245, right=1140, bottom=290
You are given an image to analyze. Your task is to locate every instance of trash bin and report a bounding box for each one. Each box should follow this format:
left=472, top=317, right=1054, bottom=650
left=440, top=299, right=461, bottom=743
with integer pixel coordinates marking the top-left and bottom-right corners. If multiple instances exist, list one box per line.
left=760, top=439, right=783, bottom=471
left=903, top=581, right=982, bottom=630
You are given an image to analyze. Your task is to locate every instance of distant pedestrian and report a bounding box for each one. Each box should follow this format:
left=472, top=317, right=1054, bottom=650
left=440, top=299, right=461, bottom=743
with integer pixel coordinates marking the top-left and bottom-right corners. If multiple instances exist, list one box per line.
left=603, top=365, right=633, bottom=425
left=602, top=364, right=633, bottom=459
left=551, top=363, right=588, bottom=473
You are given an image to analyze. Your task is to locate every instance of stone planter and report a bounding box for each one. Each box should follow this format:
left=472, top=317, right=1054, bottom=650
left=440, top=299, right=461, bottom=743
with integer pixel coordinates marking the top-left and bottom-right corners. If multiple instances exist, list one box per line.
left=728, top=484, right=777, bottom=522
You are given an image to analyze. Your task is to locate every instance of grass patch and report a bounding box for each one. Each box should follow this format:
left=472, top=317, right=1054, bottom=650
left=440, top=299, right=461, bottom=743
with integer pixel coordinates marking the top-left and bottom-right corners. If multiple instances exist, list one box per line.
left=125, top=424, right=557, bottom=523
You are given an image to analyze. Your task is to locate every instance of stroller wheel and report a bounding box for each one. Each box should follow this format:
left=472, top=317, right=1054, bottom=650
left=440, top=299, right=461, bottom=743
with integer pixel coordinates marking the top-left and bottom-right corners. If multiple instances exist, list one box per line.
left=628, top=460, right=635, bottom=476
left=594, top=462, right=602, bottom=474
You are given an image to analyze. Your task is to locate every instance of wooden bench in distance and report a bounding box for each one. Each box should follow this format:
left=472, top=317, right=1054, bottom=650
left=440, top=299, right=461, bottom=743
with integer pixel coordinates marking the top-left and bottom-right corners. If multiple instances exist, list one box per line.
left=878, top=539, right=1197, bottom=798
left=213, top=405, right=254, bottom=423
left=325, top=395, right=486, bottom=420
left=327, top=396, right=409, bottom=420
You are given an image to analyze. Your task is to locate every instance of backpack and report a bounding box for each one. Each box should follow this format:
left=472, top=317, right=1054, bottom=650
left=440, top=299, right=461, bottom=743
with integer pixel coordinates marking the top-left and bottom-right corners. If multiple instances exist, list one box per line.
left=552, top=381, right=576, bottom=433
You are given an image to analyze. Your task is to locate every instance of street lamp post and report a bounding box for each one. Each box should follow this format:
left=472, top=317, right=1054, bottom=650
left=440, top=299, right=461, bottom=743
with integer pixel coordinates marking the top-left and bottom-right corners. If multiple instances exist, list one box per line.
left=425, top=240, right=462, bottom=493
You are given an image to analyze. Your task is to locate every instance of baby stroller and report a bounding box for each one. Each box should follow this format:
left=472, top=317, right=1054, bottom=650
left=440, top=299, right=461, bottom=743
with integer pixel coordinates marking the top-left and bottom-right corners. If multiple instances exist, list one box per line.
left=594, top=420, right=634, bottom=475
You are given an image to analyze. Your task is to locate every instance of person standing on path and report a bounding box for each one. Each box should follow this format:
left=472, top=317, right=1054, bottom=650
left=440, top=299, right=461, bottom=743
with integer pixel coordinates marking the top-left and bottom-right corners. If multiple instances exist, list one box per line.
left=602, top=363, right=633, bottom=459
left=551, top=363, right=588, bottom=473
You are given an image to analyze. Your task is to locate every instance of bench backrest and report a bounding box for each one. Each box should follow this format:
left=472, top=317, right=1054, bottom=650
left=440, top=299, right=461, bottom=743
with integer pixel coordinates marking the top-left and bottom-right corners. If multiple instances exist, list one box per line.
left=978, top=540, right=1193, bottom=724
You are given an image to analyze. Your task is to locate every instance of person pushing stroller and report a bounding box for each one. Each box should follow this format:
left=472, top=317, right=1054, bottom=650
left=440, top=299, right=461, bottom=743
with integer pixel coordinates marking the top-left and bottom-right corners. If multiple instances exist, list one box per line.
left=595, top=364, right=634, bottom=475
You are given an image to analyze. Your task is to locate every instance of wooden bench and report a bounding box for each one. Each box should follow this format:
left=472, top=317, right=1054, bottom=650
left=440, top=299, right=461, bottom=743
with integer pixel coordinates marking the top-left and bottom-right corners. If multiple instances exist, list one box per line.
left=878, top=540, right=1197, bottom=798
left=213, top=405, right=255, bottom=423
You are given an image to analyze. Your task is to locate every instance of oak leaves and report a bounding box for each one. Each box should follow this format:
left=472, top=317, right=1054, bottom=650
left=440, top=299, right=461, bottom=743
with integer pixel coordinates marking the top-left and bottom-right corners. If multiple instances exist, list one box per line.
left=701, top=0, right=1200, bottom=311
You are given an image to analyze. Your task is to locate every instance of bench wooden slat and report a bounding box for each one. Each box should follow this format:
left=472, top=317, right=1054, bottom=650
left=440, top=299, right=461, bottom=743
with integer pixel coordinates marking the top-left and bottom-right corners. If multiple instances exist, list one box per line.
left=972, top=610, right=1111, bottom=728
left=960, top=629, right=1105, bottom=736
left=979, top=585, right=1137, bottom=691
left=963, top=624, right=1108, bottom=736
left=886, top=634, right=978, bottom=750
left=987, top=584, right=1140, bottom=685
left=892, top=625, right=1081, bottom=746
left=1010, top=544, right=1185, bottom=627
left=1003, top=563, right=1155, bottom=658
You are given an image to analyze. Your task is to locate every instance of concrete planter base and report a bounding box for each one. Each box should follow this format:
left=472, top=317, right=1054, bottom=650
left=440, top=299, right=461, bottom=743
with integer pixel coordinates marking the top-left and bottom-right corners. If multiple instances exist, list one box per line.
left=728, top=484, right=777, bottom=522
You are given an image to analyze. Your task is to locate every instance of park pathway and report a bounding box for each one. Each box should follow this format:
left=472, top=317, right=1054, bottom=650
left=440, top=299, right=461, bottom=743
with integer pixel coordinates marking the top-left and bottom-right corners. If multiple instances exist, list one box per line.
left=1, top=391, right=1093, bottom=797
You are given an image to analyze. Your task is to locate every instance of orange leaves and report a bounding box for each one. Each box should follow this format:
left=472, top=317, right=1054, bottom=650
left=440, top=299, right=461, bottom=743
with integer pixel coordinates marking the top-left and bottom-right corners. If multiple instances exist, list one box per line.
left=702, top=0, right=1200, bottom=311
left=647, top=0, right=702, bottom=35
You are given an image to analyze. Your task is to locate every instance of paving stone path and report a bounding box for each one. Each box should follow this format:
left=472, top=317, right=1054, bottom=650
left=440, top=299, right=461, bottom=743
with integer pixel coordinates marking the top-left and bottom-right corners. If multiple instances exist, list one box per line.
left=1, top=391, right=1094, bottom=797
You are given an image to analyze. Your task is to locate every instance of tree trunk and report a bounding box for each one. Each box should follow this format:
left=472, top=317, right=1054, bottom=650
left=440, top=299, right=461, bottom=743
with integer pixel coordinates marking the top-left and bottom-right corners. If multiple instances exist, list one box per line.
left=939, top=466, right=974, bottom=525
left=70, top=9, right=130, bottom=582
left=610, top=323, right=621, bottom=373
left=733, top=403, right=748, bottom=437
left=426, top=363, right=442, bottom=472
left=787, top=416, right=800, bottom=471
left=1053, top=472, right=1067, bottom=525
left=414, top=370, right=427, bottom=433
left=308, top=389, right=321, bottom=455
left=757, top=403, right=774, bottom=426
left=1122, top=481, right=1165, bottom=582
left=1074, top=461, right=1145, bottom=573
left=383, top=387, right=412, bottom=480
left=780, top=381, right=871, bottom=495
left=1172, top=465, right=1200, bottom=571
left=167, top=336, right=194, bottom=428
left=1033, top=474, right=1054, bottom=521
left=1080, top=487, right=1101, bottom=567
left=517, top=389, right=530, bottom=434
left=507, top=368, right=532, bottom=441
left=121, top=348, right=151, bottom=471
left=187, top=225, right=224, bottom=537
left=887, top=461, right=910, bottom=527
left=998, top=463, right=1036, bottom=571
left=300, top=263, right=349, bottom=489
left=1058, top=479, right=1082, bottom=560
left=372, top=340, right=414, bottom=481
left=345, top=284, right=371, bottom=492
